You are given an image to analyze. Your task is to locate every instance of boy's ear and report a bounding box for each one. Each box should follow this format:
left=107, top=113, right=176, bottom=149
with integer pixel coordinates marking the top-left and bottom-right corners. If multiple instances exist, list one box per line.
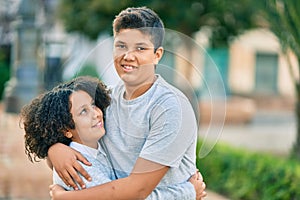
left=154, top=47, right=164, bottom=64
left=64, top=131, right=73, bottom=138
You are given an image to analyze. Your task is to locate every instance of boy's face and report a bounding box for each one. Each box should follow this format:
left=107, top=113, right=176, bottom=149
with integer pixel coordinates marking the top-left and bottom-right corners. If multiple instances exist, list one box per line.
left=113, top=29, right=163, bottom=88
left=68, top=90, right=105, bottom=148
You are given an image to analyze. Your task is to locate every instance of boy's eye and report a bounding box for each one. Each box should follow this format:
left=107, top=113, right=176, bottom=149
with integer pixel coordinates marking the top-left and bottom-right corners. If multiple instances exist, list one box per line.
left=137, top=47, right=146, bottom=51
left=116, top=44, right=126, bottom=49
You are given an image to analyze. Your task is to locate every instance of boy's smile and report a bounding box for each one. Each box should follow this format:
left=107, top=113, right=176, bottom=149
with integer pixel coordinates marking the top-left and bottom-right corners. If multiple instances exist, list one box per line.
left=121, top=64, right=138, bottom=73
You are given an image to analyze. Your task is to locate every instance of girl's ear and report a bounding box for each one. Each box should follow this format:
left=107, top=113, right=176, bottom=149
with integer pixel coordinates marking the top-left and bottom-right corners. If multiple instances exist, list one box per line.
left=64, top=131, right=73, bottom=138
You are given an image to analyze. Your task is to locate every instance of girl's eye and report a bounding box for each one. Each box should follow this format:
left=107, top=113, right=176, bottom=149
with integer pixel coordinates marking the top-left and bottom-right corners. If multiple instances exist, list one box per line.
left=80, top=109, right=87, bottom=115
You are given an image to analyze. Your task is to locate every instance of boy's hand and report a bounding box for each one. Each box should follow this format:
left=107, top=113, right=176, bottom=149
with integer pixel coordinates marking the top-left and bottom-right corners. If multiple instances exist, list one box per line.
left=189, top=170, right=207, bottom=200
left=48, top=143, right=92, bottom=190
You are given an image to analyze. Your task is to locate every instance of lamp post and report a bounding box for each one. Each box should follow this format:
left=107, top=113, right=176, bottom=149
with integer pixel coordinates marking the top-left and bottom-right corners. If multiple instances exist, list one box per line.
left=3, top=0, right=42, bottom=113
left=42, top=0, right=64, bottom=90
left=44, top=41, right=63, bottom=90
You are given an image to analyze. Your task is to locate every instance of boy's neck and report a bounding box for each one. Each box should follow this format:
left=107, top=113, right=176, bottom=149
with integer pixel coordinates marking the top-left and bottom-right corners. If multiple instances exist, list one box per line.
left=124, top=75, right=157, bottom=100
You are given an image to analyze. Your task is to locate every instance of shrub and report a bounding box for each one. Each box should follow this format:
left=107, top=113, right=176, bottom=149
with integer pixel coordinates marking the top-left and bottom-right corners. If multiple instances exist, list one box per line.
left=0, top=62, right=10, bottom=101
left=197, top=141, right=300, bottom=200
left=72, top=63, right=99, bottom=78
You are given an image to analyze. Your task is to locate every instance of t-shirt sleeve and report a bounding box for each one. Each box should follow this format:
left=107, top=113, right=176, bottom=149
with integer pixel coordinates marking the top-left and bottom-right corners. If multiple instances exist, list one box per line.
left=139, top=94, right=197, bottom=167
left=146, top=181, right=196, bottom=200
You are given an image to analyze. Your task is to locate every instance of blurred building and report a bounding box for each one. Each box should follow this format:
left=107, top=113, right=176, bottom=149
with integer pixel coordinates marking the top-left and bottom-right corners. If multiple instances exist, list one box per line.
left=194, top=28, right=297, bottom=124
left=229, top=28, right=297, bottom=99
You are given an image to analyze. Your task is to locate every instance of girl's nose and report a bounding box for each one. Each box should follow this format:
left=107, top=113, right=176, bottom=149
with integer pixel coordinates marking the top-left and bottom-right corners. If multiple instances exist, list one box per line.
left=93, top=107, right=103, bottom=119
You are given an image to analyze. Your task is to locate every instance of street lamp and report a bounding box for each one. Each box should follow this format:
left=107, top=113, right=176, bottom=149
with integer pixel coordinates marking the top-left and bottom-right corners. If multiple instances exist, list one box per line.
left=3, top=0, right=42, bottom=113
left=44, top=41, right=63, bottom=90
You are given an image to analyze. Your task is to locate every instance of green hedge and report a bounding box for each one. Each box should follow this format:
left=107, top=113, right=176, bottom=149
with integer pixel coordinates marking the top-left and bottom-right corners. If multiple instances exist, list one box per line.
left=72, top=63, right=99, bottom=78
left=0, top=45, right=10, bottom=100
left=0, top=62, right=10, bottom=100
left=197, top=141, right=300, bottom=200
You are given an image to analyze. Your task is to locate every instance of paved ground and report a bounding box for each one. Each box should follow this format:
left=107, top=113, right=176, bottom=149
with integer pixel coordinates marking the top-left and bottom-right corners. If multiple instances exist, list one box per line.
left=200, top=110, right=296, bottom=156
left=0, top=113, right=52, bottom=199
left=0, top=103, right=295, bottom=199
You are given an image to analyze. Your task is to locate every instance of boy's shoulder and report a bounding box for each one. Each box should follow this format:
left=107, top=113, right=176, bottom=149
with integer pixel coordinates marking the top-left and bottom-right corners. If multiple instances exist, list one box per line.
left=155, top=75, right=187, bottom=98
left=110, top=82, right=124, bottom=94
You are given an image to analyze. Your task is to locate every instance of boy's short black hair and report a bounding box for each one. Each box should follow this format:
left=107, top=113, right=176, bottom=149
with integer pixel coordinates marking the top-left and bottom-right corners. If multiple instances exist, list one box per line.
left=113, top=6, right=165, bottom=51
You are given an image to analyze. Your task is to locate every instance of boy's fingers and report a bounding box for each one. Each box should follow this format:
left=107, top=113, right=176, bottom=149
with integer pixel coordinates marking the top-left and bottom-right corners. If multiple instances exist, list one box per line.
left=75, top=151, right=92, bottom=166
left=69, top=162, right=92, bottom=189
left=58, top=169, right=78, bottom=190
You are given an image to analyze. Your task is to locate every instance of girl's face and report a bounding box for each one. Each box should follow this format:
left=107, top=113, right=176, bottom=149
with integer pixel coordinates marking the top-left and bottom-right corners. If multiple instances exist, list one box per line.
left=68, top=90, right=105, bottom=149
left=113, top=29, right=163, bottom=90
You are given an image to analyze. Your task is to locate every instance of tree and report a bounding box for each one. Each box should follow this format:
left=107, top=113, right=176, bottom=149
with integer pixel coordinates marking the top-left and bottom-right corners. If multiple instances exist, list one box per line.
left=0, top=0, right=17, bottom=100
left=57, top=0, right=131, bottom=39
left=58, top=0, right=261, bottom=46
left=262, top=0, right=300, bottom=159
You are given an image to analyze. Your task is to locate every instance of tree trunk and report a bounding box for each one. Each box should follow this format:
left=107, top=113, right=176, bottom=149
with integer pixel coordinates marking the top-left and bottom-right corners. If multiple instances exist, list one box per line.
left=292, top=73, right=300, bottom=159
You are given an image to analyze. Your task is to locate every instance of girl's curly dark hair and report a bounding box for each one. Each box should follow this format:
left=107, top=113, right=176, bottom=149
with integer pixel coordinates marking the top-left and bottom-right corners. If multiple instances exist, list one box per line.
left=21, top=76, right=111, bottom=162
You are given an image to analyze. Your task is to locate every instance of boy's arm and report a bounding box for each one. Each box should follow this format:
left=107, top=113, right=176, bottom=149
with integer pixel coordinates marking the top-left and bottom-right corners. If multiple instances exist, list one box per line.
left=48, top=143, right=92, bottom=190
left=51, top=157, right=168, bottom=200
left=50, top=157, right=206, bottom=200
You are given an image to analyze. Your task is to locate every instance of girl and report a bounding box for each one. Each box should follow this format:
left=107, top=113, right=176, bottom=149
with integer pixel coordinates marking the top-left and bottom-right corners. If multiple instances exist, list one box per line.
left=21, top=76, right=114, bottom=190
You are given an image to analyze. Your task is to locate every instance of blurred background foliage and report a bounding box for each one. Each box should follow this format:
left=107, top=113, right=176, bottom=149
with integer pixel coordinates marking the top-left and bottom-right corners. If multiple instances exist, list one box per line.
left=72, top=63, right=99, bottom=79
left=197, top=140, right=300, bottom=200
left=0, top=45, right=10, bottom=100
left=58, top=0, right=264, bottom=47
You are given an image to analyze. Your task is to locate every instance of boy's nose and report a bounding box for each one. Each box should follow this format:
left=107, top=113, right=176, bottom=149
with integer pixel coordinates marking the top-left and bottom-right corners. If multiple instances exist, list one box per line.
left=123, top=50, right=135, bottom=61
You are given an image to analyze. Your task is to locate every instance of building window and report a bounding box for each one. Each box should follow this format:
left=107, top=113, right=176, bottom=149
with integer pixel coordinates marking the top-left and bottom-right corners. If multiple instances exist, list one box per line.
left=255, top=53, right=278, bottom=95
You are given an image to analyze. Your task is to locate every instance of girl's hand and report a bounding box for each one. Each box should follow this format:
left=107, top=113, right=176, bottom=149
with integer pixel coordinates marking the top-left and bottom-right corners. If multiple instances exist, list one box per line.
left=189, top=170, right=207, bottom=200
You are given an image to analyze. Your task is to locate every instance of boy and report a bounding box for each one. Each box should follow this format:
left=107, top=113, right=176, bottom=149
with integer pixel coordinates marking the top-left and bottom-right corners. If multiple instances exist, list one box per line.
left=49, top=7, right=206, bottom=199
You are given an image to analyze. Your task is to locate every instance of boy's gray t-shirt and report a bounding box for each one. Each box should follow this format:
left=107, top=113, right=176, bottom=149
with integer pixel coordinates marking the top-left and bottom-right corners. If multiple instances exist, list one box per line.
left=103, top=75, right=198, bottom=197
